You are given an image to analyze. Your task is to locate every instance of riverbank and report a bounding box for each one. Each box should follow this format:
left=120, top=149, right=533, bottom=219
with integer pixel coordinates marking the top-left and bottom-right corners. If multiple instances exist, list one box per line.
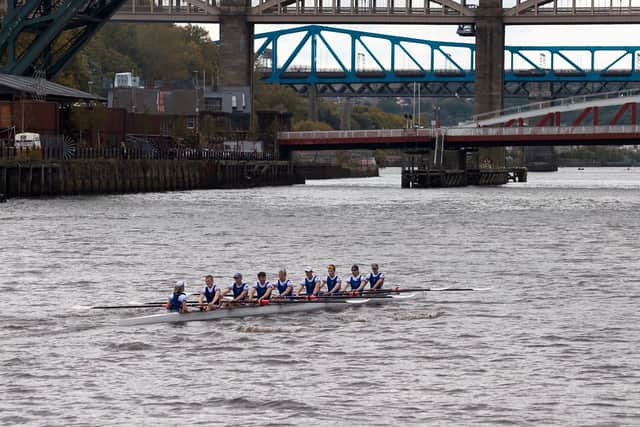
left=0, top=159, right=302, bottom=198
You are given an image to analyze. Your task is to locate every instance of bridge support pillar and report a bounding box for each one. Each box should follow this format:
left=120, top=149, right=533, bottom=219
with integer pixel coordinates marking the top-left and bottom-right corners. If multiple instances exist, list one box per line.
left=474, top=0, right=505, bottom=168
left=219, top=0, right=253, bottom=126
left=309, top=85, right=319, bottom=122
left=524, top=86, right=558, bottom=171
left=340, top=99, right=353, bottom=130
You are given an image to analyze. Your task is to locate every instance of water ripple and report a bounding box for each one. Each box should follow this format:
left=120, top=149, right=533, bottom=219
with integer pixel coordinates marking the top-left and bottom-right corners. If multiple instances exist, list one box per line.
left=1, top=168, right=639, bottom=425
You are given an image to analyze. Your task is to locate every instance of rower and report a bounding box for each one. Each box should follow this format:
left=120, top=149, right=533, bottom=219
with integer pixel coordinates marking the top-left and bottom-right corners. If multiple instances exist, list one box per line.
left=322, top=264, right=342, bottom=295
left=344, top=264, right=368, bottom=295
left=274, top=268, right=294, bottom=298
left=367, top=263, right=385, bottom=291
left=221, top=273, right=249, bottom=304
left=167, top=280, right=189, bottom=313
left=295, top=266, right=320, bottom=297
left=250, top=271, right=273, bottom=303
left=199, top=274, right=221, bottom=311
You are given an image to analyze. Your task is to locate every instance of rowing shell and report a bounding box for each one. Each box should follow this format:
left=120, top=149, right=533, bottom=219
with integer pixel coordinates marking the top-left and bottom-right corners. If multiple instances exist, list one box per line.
left=119, top=294, right=413, bottom=326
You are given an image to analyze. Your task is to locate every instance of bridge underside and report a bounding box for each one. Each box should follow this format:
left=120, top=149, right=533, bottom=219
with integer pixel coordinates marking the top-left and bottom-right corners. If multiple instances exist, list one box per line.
left=278, top=131, right=640, bottom=156
left=279, top=81, right=640, bottom=98
left=110, top=0, right=640, bottom=25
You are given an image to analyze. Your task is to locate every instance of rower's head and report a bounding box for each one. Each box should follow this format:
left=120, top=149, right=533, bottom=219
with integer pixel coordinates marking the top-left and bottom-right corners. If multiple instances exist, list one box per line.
left=174, top=280, right=186, bottom=294
left=205, top=275, right=213, bottom=286
left=233, top=272, right=243, bottom=284
left=351, top=265, right=359, bottom=275
left=327, top=264, right=336, bottom=275
left=304, top=266, right=313, bottom=278
left=278, top=268, right=287, bottom=281
left=257, top=271, right=266, bottom=284
left=371, top=263, right=379, bottom=272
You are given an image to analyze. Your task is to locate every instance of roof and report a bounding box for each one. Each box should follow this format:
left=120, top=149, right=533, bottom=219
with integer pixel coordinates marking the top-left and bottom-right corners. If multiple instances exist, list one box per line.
left=0, top=73, right=105, bottom=102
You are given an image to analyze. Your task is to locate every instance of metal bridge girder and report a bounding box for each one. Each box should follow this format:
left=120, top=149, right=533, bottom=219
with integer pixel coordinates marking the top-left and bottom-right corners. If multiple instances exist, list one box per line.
left=0, top=0, right=129, bottom=79
left=255, top=25, right=640, bottom=92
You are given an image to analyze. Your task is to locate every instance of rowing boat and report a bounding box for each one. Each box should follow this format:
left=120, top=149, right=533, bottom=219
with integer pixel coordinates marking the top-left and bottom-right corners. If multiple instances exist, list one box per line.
left=119, top=293, right=414, bottom=326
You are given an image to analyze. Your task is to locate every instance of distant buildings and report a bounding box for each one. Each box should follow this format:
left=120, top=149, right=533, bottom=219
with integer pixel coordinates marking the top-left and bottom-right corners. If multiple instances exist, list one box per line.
left=108, top=72, right=250, bottom=116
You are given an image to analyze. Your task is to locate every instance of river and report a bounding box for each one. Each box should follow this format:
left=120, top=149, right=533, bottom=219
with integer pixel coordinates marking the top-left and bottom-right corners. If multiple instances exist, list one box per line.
left=1, top=167, right=639, bottom=426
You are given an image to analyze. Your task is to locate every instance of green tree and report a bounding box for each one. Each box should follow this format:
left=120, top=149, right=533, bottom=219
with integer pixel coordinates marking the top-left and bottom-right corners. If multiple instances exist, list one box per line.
left=292, top=120, right=334, bottom=131
left=54, top=23, right=219, bottom=91
left=254, top=83, right=307, bottom=121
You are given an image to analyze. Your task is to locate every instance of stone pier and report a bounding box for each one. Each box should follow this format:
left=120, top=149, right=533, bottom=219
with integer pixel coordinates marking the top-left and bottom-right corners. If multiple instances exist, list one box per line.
left=474, top=0, right=506, bottom=168
left=219, top=0, right=253, bottom=118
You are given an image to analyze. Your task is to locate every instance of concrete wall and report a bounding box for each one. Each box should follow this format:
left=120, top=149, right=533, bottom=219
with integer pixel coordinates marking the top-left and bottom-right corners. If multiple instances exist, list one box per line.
left=0, top=159, right=302, bottom=198
left=205, top=86, right=251, bottom=114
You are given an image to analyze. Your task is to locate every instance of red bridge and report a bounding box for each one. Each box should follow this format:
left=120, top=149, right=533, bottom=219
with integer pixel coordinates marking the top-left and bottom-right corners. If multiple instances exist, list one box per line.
left=277, top=90, right=640, bottom=155
left=277, top=126, right=640, bottom=154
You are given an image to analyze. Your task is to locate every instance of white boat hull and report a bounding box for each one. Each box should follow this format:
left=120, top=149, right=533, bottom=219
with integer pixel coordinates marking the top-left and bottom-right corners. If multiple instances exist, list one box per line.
left=120, top=293, right=414, bottom=326
left=120, top=301, right=334, bottom=326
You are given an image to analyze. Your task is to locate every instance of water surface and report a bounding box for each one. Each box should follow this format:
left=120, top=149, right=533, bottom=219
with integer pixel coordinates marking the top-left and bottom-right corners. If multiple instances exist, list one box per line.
left=1, top=167, right=639, bottom=425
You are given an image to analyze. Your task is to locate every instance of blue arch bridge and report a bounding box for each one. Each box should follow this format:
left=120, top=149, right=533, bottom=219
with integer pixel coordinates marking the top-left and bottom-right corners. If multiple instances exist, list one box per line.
left=253, top=25, right=640, bottom=98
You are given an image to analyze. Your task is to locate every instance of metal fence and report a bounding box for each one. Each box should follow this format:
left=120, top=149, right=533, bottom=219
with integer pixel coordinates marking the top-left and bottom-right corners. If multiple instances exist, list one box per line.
left=0, top=146, right=279, bottom=161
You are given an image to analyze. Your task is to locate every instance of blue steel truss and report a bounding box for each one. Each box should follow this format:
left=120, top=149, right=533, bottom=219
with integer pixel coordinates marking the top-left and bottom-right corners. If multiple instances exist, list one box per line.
left=255, top=25, right=640, bottom=86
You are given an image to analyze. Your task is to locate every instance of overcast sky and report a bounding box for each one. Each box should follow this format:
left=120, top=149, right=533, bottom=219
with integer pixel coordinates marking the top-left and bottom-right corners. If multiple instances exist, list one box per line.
left=203, top=23, right=640, bottom=45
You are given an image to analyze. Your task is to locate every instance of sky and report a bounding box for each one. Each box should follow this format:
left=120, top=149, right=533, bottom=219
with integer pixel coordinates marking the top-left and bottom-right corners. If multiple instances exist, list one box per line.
left=203, top=23, right=640, bottom=47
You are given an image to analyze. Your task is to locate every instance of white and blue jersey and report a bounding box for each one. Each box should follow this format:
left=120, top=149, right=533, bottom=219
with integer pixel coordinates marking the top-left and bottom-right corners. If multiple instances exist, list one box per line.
left=201, top=285, right=220, bottom=303
left=300, top=275, right=319, bottom=295
left=228, top=283, right=249, bottom=300
left=368, top=272, right=385, bottom=288
left=168, top=292, right=187, bottom=311
left=253, top=281, right=273, bottom=299
left=275, top=279, right=293, bottom=295
left=325, top=275, right=342, bottom=293
left=346, top=275, right=367, bottom=290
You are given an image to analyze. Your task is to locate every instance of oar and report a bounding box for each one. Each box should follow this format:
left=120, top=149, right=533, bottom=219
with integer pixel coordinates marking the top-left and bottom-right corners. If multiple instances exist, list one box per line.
left=363, top=287, right=492, bottom=293
left=231, top=298, right=369, bottom=305
left=281, top=293, right=391, bottom=300
left=91, top=303, right=170, bottom=309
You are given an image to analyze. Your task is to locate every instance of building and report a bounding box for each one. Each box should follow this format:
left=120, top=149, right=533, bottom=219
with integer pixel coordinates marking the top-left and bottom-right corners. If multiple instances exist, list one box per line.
left=0, top=73, right=104, bottom=144
left=108, top=76, right=250, bottom=116
left=113, top=72, right=141, bottom=88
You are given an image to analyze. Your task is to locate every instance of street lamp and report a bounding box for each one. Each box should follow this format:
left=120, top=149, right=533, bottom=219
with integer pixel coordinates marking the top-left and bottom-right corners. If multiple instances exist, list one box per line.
left=432, top=104, right=441, bottom=129
left=357, top=53, right=365, bottom=71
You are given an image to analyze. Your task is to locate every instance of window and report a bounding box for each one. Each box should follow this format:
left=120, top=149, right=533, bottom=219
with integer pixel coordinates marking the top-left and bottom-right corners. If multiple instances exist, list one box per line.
left=160, top=120, right=171, bottom=136
left=185, top=116, right=195, bottom=129
left=205, top=97, right=223, bottom=112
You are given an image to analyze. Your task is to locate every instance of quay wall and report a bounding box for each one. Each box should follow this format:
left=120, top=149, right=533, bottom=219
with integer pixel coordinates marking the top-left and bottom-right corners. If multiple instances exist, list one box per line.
left=0, top=159, right=303, bottom=198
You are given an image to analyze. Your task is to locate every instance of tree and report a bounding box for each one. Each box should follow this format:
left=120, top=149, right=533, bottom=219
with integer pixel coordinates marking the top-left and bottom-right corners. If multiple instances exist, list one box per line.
left=254, top=83, right=307, bottom=121
left=54, top=23, right=219, bottom=92
left=292, top=120, right=334, bottom=131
